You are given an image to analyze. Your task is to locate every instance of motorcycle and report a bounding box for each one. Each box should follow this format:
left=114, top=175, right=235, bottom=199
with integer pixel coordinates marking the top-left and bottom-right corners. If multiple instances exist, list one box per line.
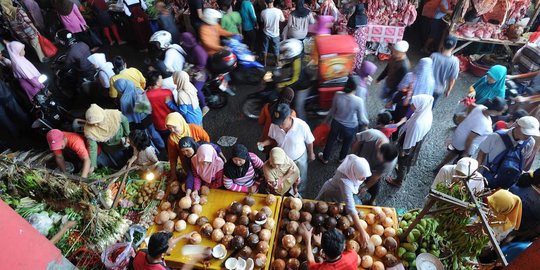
left=223, top=36, right=263, bottom=69
left=50, top=51, right=98, bottom=104
left=31, top=75, right=85, bottom=134
left=202, top=49, right=238, bottom=109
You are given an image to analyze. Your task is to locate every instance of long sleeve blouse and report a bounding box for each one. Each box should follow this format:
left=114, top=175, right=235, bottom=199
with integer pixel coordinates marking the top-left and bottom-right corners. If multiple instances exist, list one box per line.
left=87, top=115, right=130, bottom=167
left=223, top=153, right=264, bottom=192
left=59, top=4, right=87, bottom=33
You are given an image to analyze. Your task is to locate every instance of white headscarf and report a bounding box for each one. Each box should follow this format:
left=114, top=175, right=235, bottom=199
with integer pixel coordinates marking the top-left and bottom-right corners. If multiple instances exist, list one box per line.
left=87, top=53, right=114, bottom=78
left=400, top=94, right=434, bottom=150
left=337, top=155, right=372, bottom=194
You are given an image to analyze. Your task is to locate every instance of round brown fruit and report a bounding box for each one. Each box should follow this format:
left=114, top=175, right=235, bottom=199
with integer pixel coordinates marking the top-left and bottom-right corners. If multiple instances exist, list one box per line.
left=346, top=240, right=360, bottom=253
left=316, top=202, right=328, bottom=214
left=287, top=258, right=300, bottom=270
left=300, top=212, right=312, bottom=223
left=255, top=253, right=267, bottom=268
left=239, top=246, right=253, bottom=259
left=247, top=234, right=260, bottom=247
left=260, top=206, right=272, bottom=217
left=179, top=210, right=190, bottom=221
left=344, top=227, right=356, bottom=239
left=275, top=247, right=288, bottom=259
left=211, top=228, right=224, bottom=242
left=272, top=259, right=286, bottom=270
left=383, top=237, right=398, bottom=252
left=325, top=217, right=337, bottom=229
left=286, top=221, right=299, bottom=234
left=256, top=241, right=269, bottom=254
left=242, top=205, right=252, bottom=216
left=222, top=222, right=236, bottom=235
left=249, top=223, right=262, bottom=234
left=328, top=204, right=341, bottom=217
left=302, top=201, right=315, bottom=212
left=200, top=223, right=213, bottom=237
left=282, top=234, right=296, bottom=249
left=216, top=209, right=227, bottom=219
left=264, top=217, right=276, bottom=229
left=289, top=198, right=303, bottom=210
left=289, top=246, right=301, bottom=258
left=337, top=216, right=351, bottom=230
left=229, top=202, right=243, bottom=215
left=196, top=216, right=209, bottom=227
left=234, top=225, right=249, bottom=238
left=221, top=235, right=234, bottom=248
left=265, top=194, right=277, bottom=206
left=237, top=215, right=250, bottom=226
left=255, top=211, right=268, bottom=223
left=259, top=229, right=271, bottom=241
left=230, top=236, right=245, bottom=250
left=243, top=196, right=255, bottom=206
left=312, top=214, right=325, bottom=227
left=225, top=213, right=237, bottom=223
left=288, top=210, right=300, bottom=221
left=212, top=217, right=226, bottom=229
left=284, top=197, right=293, bottom=209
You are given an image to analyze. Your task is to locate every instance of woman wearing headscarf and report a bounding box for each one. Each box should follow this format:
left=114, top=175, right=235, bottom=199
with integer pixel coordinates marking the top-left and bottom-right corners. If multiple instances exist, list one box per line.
left=180, top=32, right=209, bottom=114
left=283, top=0, right=315, bottom=40
left=387, top=94, right=434, bottom=187
left=469, top=65, right=507, bottom=105
left=165, top=112, right=210, bottom=182
left=389, top=58, right=435, bottom=121
left=190, top=144, right=224, bottom=195
left=262, top=147, right=300, bottom=196
left=487, top=190, right=523, bottom=243
left=1, top=0, right=46, bottom=62
left=87, top=53, right=115, bottom=91
left=122, top=0, right=152, bottom=51
left=114, top=79, right=165, bottom=151
left=316, top=154, right=371, bottom=248
left=318, top=76, right=369, bottom=164
left=87, top=0, right=125, bottom=46
left=319, top=0, right=339, bottom=23
left=21, top=0, right=45, bottom=31
left=223, top=144, right=264, bottom=193
left=348, top=3, right=368, bottom=71
left=166, top=71, right=203, bottom=126
left=84, top=104, right=130, bottom=170
left=178, top=137, right=225, bottom=194
left=54, top=0, right=88, bottom=38
left=6, top=41, right=44, bottom=102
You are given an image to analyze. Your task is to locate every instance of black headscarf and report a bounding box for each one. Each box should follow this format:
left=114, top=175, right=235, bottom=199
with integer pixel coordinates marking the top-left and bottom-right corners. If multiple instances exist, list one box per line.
left=179, top=136, right=199, bottom=157
left=54, top=0, right=74, bottom=16
left=347, top=3, right=368, bottom=29
left=223, top=144, right=252, bottom=179
left=292, top=0, right=310, bottom=18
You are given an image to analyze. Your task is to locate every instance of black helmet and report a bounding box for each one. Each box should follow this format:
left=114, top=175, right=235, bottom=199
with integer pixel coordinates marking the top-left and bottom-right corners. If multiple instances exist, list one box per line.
left=207, top=49, right=237, bottom=74
left=55, top=29, right=76, bottom=46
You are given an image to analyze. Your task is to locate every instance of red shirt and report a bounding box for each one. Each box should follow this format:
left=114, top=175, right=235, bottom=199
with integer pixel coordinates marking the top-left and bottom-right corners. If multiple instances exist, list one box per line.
left=309, top=250, right=358, bottom=270
left=53, top=132, right=89, bottom=159
left=379, top=126, right=398, bottom=138
left=146, top=88, right=174, bottom=131
left=131, top=251, right=170, bottom=270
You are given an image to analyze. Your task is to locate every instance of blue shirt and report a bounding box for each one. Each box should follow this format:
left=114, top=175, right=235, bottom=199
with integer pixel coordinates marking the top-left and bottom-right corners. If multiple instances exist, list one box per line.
left=509, top=184, right=540, bottom=231
left=434, top=0, right=448, bottom=20
left=240, top=0, right=257, bottom=31
left=166, top=101, right=203, bottom=126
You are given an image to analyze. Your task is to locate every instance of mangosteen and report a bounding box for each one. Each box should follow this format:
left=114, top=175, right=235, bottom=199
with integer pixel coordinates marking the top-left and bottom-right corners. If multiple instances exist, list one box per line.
left=229, top=202, right=243, bottom=215
left=316, top=202, right=328, bottom=214
left=249, top=223, right=262, bottom=234
left=247, top=233, right=260, bottom=247
left=325, top=217, right=337, bottom=229
left=237, top=215, right=250, bottom=226
left=230, top=236, right=245, bottom=250
left=312, top=214, right=325, bottom=227
left=300, top=212, right=312, bottom=223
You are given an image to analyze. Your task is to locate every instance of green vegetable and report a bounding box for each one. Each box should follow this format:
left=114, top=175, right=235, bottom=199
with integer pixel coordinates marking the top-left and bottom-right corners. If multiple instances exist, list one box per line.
left=398, top=247, right=407, bottom=258
left=403, top=252, right=416, bottom=262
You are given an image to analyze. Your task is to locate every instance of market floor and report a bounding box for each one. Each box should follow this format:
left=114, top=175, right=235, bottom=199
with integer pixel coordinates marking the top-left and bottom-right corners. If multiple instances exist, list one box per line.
left=6, top=37, right=537, bottom=210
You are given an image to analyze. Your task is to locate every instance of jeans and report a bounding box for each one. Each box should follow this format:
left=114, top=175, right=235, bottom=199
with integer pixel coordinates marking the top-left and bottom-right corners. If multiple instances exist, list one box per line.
left=147, top=123, right=165, bottom=150
left=294, top=87, right=310, bottom=120
left=262, top=34, right=280, bottom=55
left=243, top=30, right=256, bottom=52
left=432, top=91, right=442, bottom=108
left=294, top=151, right=308, bottom=196
left=323, top=120, right=356, bottom=161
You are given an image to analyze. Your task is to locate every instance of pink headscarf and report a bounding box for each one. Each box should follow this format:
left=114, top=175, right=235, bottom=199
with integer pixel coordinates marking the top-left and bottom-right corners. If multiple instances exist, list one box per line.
left=192, top=144, right=224, bottom=183
left=6, top=41, right=42, bottom=79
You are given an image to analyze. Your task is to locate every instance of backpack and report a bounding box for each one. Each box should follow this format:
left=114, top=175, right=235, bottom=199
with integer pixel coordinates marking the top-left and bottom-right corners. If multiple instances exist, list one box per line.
left=484, top=130, right=530, bottom=189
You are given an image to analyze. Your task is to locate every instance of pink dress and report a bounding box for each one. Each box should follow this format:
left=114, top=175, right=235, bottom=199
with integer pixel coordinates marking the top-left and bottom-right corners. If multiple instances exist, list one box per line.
left=59, top=4, right=87, bottom=33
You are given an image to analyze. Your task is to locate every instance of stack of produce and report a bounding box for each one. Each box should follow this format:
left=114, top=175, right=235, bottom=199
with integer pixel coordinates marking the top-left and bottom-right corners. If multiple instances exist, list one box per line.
left=397, top=209, right=449, bottom=268
left=272, top=199, right=400, bottom=269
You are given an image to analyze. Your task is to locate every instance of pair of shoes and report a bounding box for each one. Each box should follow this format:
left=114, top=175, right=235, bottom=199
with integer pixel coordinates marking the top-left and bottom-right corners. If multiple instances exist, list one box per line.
left=117, top=40, right=126, bottom=45
left=317, top=152, right=328, bottom=164
left=202, top=106, right=210, bottom=116
left=385, top=177, right=402, bottom=187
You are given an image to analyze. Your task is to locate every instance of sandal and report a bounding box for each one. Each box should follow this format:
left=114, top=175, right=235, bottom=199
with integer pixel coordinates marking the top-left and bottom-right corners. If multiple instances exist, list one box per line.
left=317, top=152, right=328, bottom=164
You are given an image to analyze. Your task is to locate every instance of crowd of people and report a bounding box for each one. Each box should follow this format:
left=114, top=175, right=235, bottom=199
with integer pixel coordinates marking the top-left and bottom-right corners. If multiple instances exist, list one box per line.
left=1, top=0, right=540, bottom=268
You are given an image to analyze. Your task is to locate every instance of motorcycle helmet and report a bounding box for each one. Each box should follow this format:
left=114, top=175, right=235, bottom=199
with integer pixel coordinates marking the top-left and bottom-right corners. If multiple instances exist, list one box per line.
left=279, top=39, right=303, bottom=63
left=149, top=30, right=172, bottom=50
left=55, top=29, right=76, bottom=46
left=201, top=8, right=222, bottom=25
left=207, top=49, right=237, bottom=74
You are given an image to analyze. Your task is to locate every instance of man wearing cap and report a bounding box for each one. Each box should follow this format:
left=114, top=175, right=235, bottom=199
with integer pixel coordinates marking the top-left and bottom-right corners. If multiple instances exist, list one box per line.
left=432, top=157, right=485, bottom=193
left=258, top=103, right=315, bottom=196
left=376, top=40, right=410, bottom=101
left=46, top=129, right=91, bottom=178
left=431, top=35, right=460, bottom=105
left=477, top=116, right=539, bottom=188
left=434, top=97, right=507, bottom=172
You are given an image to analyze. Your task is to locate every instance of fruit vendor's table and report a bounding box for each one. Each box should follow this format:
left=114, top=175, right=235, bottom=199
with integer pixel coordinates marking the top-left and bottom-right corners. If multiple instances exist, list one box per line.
left=451, top=34, right=528, bottom=58
left=148, top=189, right=282, bottom=269
left=270, top=198, right=399, bottom=269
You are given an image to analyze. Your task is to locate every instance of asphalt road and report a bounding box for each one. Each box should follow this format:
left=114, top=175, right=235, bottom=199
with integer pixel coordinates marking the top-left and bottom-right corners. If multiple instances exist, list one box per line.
left=9, top=36, right=534, bottom=210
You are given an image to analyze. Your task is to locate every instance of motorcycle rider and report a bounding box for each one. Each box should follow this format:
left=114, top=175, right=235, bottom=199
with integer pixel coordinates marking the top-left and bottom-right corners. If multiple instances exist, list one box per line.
left=148, top=30, right=186, bottom=97
left=55, top=30, right=96, bottom=86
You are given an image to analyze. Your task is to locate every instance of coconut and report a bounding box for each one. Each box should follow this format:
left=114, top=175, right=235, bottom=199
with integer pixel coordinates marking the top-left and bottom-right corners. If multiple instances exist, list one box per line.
left=229, top=202, right=243, bottom=215
left=239, top=246, right=253, bottom=259
left=361, top=255, right=373, bottom=268
left=223, top=222, right=236, bottom=235
left=191, top=204, right=203, bottom=215
left=382, top=207, right=394, bottom=217
left=286, top=221, right=299, bottom=234
left=255, top=253, right=267, bottom=268
left=372, top=224, right=384, bottom=236
left=247, top=234, right=260, bottom=247
left=360, top=242, right=375, bottom=256
left=382, top=254, right=400, bottom=267
left=200, top=223, right=213, bottom=237
left=200, top=186, right=210, bottom=196
left=312, top=214, right=325, bottom=227
left=242, top=205, right=252, bottom=216
left=275, top=247, right=288, bottom=259
left=289, top=246, right=301, bottom=258
left=384, top=227, right=396, bottom=238
left=187, top=213, right=199, bottom=225
left=328, top=204, right=341, bottom=217
left=282, top=234, right=296, bottom=249
left=382, top=217, right=394, bottom=228
left=272, top=259, right=286, bottom=270
left=346, top=240, right=360, bottom=253
left=372, top=261, right=385, bottom=270
left=383, top=237, right=398, bottom=252
left=370, top=235, right=383, bottom=246
left=179, top=210, right=190, bottom=221
left=366, top=213, right=376, bottom=225
left=344, top=227, right=356, bottom=239
left=302, top=201, right=315, bottom=212
left=237, top=215, right=250, bottom=226
left=189, top=232, right=202, bottom=244
left=289, top=198, right=303, bottom=210
left=221, top=235, right=234, bottom=248
left=174, top=220, right=187, bottom=232
left=325, top=217, right=337, bottom=229
left=225, top=213, right=238, bottom=223
left=256, top=241, right=269, bottom=254
left=372, top=207, right=383, bottom=214
left=250, top=210, right=259, bottom=222
left=244, top=196, right=256, bottom=206
left=255, top=212, right=268, bottom=224
left=158, top=211, right=170, bottom=223
left=316, top=202, right=328, bottom=213
left=375, top=212, right=387, bottom=222
left=300, top=212, right=312, bottom=223
left=264, top=218, right=276, bottom=229
left=199, top=195, right=208, bottom=205
left=163, top=220, right=174, bottom=232
left=178, top=197, right=192, bottom=209
left=168, top=210, right=177, bottom=220
left=213, top=217, right=226, bottom=229
left=358, top=210, right=366, bottom=220
left=337, top=216, right=351, bottom=230
left=259, top=229, right=271, bottom=241
left=234, top=225, right=249, bottom=238
left=265, top=194, right=277, bottom=206
left=211, top=228, right=225, bottom=242
left=286, top=258, right=300, bottom=270
left=160, top=201, right=171, bottom=211
left=375, top=246, right=387, bottom=258
left=288, top=210, right=300, bottom=221
left=260, top=206, right=272, bottom=217
left=230, top=236, right=245, bottom=250
left=359, top=219, right=368, bottom=230
left=216, top=209, right=227, bottom=219
left=196, top=216, right=209, bottom=227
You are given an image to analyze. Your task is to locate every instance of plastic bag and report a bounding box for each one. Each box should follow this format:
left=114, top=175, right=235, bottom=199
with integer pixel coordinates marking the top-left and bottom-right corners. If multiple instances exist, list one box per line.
left=27, top=212, right=54, bottom=236
left=101, top=242, right=135, bottom=270
left=313, top=123, right=331, bottom=147
left=126, top=225, right=147, bottom=249
left=134, top=94, right=152, bottom=114
left=38, top=34, right=58, bottom=58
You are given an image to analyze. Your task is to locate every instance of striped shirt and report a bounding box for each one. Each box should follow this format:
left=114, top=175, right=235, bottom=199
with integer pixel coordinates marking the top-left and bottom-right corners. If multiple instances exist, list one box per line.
left=223, top=153, right=264, bottom=192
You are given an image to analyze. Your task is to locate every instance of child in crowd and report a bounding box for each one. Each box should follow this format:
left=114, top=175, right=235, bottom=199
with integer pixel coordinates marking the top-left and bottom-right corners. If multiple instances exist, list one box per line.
left=376, top=111, right=406, bottom=139
left=126, top=130, right=159, bottom=169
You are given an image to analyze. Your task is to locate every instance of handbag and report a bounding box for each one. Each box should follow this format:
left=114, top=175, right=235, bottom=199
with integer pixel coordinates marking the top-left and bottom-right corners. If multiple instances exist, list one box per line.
left=38, top=34, right=58, bottom=58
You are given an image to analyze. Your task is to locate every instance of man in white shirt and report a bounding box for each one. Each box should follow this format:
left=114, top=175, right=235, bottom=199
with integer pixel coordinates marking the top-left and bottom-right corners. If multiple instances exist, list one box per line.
left=258, top=104, right=315, bottom=196
left=261, top=0, right=284, bottom=66
left=434, top=97, right=506, bottom=172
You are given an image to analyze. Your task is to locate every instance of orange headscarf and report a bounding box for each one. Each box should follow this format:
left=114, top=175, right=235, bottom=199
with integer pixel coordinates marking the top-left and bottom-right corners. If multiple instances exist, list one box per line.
left=487, top=190, right=523, bottom=231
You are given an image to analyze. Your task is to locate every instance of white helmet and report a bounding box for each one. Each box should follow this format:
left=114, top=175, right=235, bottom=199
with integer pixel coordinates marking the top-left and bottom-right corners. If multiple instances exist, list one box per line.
left=149, top=30, right=172, bottom=50
left=202, top=9, right=222, bottom=25
left=279, top=39, right=303, bottom=61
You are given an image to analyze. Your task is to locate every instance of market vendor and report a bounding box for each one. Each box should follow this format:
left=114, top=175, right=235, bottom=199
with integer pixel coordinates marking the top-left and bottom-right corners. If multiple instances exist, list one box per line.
left=165, top=112, right=210, bottom=182
left=190, top=144, right=224, bottom=196
left=84, top=104, right=131, bottom=170
left=223, top=144, right=264, bottom=193
left=468, top=65, right=507, bottom=105
left=298, top=224, right=359, bottom=269
left=509, top=169, right=540, bottom=234
left=315, top=154, right=371, bottom=248
left=432, top=157, right=485, bottom=193
left=46, top=129, right=91, bottom=178
left=262, top=147, right=300, bottom=196
left=486, top=190, right=523, bottom=243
